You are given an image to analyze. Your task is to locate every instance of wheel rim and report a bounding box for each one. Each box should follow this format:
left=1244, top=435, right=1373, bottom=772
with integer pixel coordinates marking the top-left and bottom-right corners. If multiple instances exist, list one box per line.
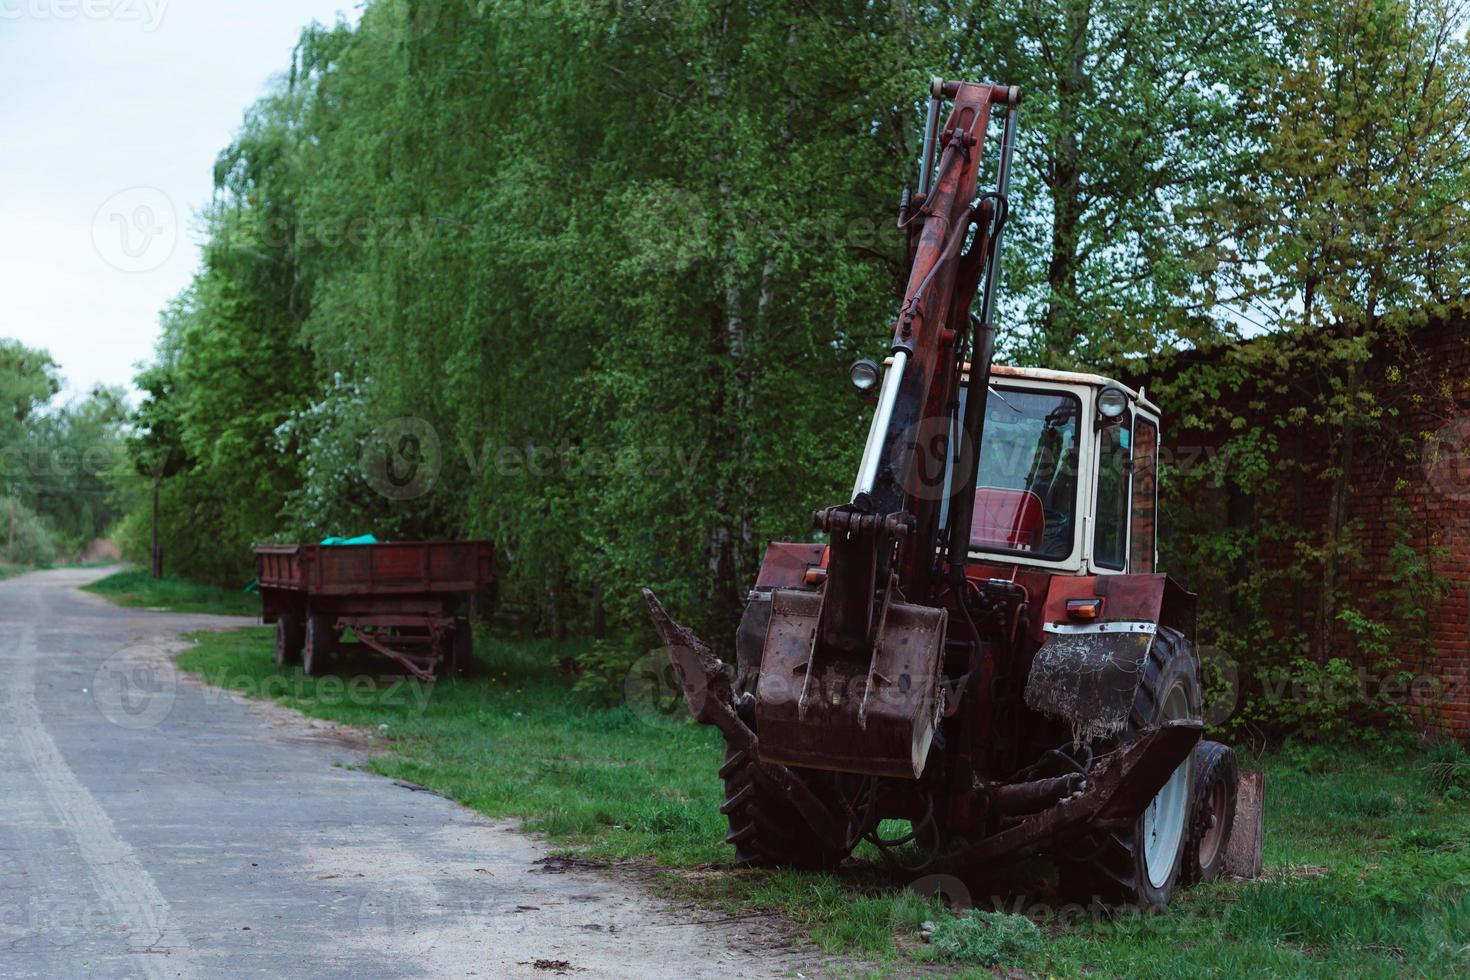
left=1197, top=777, right=1227, bottom=869
left=1142, top=680, right=1191, bottom=889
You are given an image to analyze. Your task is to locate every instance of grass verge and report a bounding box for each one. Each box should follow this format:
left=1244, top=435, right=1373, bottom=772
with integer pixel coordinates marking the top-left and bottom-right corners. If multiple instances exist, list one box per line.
left=0, top=565, right=27, bottom=582
left=85, top=567, right=259, bottom=616
left=178, top=627, right=1470, bottom=978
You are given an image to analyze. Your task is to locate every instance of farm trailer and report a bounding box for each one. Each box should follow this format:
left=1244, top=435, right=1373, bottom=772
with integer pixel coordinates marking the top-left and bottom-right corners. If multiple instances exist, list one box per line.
left=255, top=540, right=494, bottom=681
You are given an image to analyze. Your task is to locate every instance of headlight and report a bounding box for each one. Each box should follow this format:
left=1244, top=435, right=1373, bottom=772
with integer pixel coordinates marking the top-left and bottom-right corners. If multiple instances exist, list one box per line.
left=1097, top=386, right=1129, bottom=420
left=849, top=358, right=880, bottom=392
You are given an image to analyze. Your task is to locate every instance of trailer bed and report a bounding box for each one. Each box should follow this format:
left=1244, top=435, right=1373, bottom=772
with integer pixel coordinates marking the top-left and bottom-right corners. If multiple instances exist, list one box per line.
left=255, top=540, right=494, bottom=681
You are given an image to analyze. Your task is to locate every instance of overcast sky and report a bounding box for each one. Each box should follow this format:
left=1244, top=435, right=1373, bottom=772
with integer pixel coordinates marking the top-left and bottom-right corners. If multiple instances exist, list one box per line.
left=0, top=0, right=361, bottom=401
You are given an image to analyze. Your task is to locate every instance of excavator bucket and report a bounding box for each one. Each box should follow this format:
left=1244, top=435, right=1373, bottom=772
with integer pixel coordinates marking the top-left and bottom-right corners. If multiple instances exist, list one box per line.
left=753, top=588, right=947, bottom=779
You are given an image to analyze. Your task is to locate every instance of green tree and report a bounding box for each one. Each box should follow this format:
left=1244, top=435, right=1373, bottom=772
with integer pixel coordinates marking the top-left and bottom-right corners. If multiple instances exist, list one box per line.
left=0, top=339, right=59, bottom=440
left=1192, top=0, right=1470, bottom=661
left=965, top=0, right=1270, bottom=367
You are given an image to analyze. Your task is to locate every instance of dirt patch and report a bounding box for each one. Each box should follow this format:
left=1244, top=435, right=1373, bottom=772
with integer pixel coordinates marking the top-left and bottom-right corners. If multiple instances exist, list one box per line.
left=533, top=856, right=611, bottom=874
left=156, top=627, right=845, bottom=977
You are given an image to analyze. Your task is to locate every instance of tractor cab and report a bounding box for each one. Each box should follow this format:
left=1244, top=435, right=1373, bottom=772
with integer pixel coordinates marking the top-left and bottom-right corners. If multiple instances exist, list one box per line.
left=949, top=364, right=1161, bottom=578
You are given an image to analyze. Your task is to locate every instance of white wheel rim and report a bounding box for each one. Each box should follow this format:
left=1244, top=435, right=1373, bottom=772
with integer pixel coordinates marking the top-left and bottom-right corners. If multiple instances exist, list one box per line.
left=1142, top=680, right=1191, bottom=889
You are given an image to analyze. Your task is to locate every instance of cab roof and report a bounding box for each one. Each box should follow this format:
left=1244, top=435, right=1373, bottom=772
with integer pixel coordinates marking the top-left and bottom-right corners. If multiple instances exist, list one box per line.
left=980, top=363, right=1160, bottom=415
left=888, top=357, right=1162, bottom=415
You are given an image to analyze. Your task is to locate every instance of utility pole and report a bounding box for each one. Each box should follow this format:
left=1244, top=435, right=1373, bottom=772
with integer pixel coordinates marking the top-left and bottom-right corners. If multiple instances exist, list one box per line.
left=151, top=468, right=163, bottom=579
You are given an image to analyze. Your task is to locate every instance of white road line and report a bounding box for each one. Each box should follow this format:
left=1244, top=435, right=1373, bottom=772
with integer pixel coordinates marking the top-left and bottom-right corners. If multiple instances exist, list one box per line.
left=9, top=626, right=194, bottom=980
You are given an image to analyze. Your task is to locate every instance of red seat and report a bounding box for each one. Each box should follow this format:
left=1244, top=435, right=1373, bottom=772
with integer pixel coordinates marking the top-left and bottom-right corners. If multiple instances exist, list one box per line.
left=969, top=487, right=1044, bottom=552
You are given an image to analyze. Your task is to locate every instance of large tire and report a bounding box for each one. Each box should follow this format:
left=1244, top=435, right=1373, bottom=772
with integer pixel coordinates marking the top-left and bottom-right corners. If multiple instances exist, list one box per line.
left=303, top=613, right=335, bottom=677
left=448, top=620, right=474, bottom=677
left=275, top=612, right=304, bottom=667
left=1183, top=741, right=1239, bottom=884
left=719, top=741, right=850, bottom=871
left=1063, top=625, right=1200, bottom=908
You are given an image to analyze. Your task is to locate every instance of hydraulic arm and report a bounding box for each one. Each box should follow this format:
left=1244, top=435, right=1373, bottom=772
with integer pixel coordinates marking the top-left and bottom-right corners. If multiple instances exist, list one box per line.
left=756, top=81, right=1019, bottom=777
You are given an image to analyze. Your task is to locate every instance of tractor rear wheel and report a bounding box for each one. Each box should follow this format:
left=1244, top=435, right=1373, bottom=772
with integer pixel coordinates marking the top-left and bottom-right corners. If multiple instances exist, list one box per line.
left=1183, top=740, right=1238, bottom=884
left=1062, top=625, right=1200, bottom=908
left=303, top=613, right=335, bottom=677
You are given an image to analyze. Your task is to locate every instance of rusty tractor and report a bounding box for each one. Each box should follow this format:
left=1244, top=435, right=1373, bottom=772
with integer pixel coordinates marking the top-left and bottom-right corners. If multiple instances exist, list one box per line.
left=644, top=79, right=1246, bottom=906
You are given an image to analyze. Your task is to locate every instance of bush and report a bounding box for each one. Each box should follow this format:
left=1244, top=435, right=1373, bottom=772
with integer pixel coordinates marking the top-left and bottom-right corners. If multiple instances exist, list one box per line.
left=0, top=498, right=58, bottom=567
left=1249, top=654, right=1415, bottom=742
left=1425, top=741, right=1470, bottom=803
left=570, top=639, right=647, bottom=705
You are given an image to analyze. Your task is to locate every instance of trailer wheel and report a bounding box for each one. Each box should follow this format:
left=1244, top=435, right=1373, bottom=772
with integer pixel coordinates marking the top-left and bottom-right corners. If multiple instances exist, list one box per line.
left=448, top=620, right=474, bottom=677
left=303, top=614, right=335, bottom=677
left=275, top=613, right=304, bottom=667
left=1183, top=741, right=1238, bottom=884
left=1062, top=625, right=1199, bottom=908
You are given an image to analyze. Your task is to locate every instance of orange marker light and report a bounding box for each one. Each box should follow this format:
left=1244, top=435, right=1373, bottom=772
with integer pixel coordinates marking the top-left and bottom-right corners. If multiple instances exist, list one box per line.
left=1066, top=598, right=1101, bottom=620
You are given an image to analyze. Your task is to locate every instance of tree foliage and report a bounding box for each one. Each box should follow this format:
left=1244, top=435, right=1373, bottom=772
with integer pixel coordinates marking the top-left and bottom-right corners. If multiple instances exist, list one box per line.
left=122, top=0, right=1470, bottom=707
left=0, top=339, right=126, bottom=562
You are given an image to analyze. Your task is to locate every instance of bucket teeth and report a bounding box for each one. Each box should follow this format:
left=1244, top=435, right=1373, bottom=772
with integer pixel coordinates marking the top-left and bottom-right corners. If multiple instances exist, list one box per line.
left=718, top=749, right=749, bottom=780
left=720, top=783, right=756, bottom=815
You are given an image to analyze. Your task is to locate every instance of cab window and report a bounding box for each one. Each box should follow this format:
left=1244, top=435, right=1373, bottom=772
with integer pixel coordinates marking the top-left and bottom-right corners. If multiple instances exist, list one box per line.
left=969, top=387, right=1081, bottom=560
left=1092, top=419, right=1131, bottom=570
left=1130, top=416, right=1159, bottom=573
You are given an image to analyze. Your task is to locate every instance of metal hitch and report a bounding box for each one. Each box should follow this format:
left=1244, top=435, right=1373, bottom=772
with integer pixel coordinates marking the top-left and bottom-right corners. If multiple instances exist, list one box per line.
left=950, top=718, right=1203, bottom=865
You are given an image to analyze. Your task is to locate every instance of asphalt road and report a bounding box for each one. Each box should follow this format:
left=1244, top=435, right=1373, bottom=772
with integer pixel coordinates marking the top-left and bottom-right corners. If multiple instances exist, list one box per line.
left=0, top=568, right=821, bottom=979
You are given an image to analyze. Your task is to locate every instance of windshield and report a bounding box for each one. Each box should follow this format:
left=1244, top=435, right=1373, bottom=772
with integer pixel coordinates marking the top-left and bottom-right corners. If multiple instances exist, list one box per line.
left=968, top=386, right=1081, bottom=560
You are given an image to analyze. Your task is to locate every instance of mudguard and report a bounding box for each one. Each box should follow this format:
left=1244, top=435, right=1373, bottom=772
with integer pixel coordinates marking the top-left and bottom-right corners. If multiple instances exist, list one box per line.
left=1025, top=574, right=1197, bottom=739
left=1023, top=623, right=1156, bottom=740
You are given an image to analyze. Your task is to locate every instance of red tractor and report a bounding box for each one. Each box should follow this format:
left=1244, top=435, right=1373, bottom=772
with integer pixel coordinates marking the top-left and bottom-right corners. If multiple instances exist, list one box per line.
left=645, top=79, right=1241, bottom=906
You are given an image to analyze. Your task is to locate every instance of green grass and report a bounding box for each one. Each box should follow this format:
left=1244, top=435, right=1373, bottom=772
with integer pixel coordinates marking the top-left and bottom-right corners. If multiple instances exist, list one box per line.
left=84, top=567, right=259, bottom=616
left=0, top=565, right=27, bottom=582
left=177, top=627, right=1470, bottom=977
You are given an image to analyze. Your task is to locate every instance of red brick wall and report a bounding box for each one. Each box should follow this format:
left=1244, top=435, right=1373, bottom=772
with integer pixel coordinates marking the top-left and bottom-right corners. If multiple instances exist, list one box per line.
left=1398, top=322, right=1470, bottom=738
left=1164, top=319, right=1470, bottom=740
